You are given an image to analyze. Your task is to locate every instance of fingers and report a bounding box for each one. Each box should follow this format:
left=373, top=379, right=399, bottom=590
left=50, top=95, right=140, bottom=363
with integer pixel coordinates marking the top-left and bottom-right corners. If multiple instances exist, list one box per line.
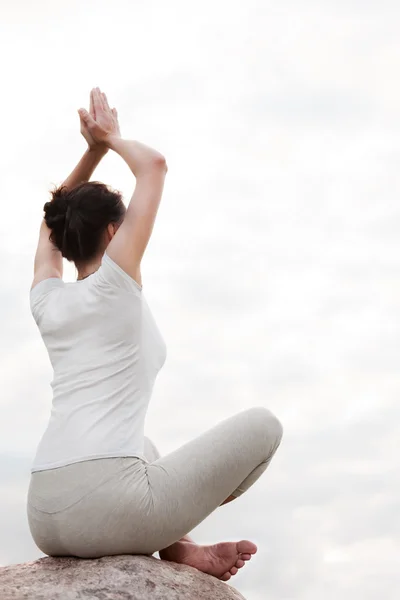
left=99, top=90, right=106, bottom=111
left=82, top=88, right=117, bottom=142
left=92, top=87, right=103, bottom=116
left=102, top=92, right=111, bottom=112
left=78, top=108, right=96, bottom=127
left=97, top=88, right=108, bottom=112
left=90, top=89, right=95, bottom=119
left=91, top=86, right=113, bottom=115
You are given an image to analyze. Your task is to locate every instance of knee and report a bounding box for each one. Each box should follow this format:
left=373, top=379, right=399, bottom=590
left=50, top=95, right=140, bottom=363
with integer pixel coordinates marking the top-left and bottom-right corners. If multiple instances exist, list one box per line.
left=247, top=406, right=284, bottom=447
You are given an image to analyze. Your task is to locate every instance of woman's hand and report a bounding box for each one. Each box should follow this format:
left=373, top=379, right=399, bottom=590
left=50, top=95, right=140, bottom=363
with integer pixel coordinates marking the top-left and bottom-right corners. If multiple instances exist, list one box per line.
left=78, top=87, right=121, bottom=150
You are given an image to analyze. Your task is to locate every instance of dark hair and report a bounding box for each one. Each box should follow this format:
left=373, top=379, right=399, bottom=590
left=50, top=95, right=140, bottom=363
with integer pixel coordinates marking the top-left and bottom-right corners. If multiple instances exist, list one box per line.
left=43, top=181, right=126, bottom=265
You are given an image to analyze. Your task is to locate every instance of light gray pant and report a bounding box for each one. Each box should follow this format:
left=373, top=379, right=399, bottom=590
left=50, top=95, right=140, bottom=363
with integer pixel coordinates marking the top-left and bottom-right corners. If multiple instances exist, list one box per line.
left=27, top=407, right=283, bottom=558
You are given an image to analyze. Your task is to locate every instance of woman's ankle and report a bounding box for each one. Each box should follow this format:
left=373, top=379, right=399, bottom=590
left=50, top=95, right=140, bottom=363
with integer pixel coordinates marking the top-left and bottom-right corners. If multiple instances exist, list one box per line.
left=180, top=534, right=195, bottom=544
left=159, top=535, right=196, bottom=560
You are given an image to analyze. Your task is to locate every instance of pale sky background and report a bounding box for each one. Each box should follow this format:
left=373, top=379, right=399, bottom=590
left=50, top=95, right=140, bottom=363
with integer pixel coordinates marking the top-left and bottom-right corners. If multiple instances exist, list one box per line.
left=0, top=1, right=399, bottom=599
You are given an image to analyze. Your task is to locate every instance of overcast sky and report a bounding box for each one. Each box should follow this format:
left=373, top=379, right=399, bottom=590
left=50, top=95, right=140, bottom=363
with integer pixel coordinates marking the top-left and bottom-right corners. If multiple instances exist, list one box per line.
left=1, top=1, right=399, bottom=599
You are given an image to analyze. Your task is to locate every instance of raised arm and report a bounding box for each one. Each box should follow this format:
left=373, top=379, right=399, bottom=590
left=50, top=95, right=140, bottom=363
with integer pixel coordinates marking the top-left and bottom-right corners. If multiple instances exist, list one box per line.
left=63, top=88, right=112, bottom=190
left=105, top=137, right=167, bottom=274
left=61, top=147, right=107, bottom=190
left=79, top=88, right=168, bottom=284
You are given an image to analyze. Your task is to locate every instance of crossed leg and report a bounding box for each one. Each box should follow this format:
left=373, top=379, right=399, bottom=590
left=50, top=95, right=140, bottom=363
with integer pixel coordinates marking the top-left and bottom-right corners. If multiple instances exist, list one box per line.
left=142, top=407, right=283, bottom=581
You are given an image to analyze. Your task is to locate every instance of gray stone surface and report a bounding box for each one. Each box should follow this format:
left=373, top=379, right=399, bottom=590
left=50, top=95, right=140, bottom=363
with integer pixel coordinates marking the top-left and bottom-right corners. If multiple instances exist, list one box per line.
left=0, top=554, right=247, bottom=599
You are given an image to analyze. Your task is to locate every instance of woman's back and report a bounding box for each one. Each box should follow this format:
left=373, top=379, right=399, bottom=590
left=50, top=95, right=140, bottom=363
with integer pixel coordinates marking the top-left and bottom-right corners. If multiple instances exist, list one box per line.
left=29, top=251, right=167, bottom=474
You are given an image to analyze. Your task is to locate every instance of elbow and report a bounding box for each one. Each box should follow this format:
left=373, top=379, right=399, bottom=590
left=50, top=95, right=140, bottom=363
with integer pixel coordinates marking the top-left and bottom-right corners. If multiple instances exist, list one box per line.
left=137, top=153, right=168, bottom=178
left=153, top=154, right=168, bottom=173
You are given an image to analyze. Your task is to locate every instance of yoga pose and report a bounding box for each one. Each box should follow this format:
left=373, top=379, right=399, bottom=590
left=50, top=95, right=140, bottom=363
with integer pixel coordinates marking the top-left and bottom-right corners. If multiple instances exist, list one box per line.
left=27, top=87, right=284, bottom=582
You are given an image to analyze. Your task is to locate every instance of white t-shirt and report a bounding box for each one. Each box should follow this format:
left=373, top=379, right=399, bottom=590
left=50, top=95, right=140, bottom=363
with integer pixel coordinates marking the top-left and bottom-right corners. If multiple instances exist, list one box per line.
left=29, top=251, right=167, bottom=473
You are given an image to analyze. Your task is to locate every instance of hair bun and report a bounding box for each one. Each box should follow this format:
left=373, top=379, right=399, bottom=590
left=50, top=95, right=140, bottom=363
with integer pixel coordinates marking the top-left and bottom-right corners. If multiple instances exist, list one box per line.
left=43, top=186, right=84, bottom=259
left=43, top=186, right=82, bottom=228
left=43, top=180, right=125, bottom=263
left=43, top=186, right=69, bottom=225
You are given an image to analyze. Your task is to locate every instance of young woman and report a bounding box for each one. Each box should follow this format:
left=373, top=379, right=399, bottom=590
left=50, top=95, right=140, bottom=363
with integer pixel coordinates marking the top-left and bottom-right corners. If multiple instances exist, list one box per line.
left=27, top=87, right=284, bottom=582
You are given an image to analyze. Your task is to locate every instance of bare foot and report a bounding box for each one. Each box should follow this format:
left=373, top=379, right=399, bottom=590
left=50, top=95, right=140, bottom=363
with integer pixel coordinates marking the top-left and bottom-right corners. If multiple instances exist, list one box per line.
left=159, top=539, right=257, bottom=581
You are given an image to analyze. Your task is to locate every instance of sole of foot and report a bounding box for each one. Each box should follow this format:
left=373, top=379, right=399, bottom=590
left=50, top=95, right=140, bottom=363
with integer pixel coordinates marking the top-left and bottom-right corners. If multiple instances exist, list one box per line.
left=160, top=539, right=257, bottom=581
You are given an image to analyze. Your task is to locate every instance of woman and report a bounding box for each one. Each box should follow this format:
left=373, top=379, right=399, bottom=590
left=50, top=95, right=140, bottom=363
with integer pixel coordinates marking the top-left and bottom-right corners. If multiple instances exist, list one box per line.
left=27, top=87, right=284, bottom=582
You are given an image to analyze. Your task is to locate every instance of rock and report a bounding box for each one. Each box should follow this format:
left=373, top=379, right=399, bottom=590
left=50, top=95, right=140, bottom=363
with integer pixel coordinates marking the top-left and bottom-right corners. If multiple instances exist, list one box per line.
left=0, top=554, right=247, bottom=599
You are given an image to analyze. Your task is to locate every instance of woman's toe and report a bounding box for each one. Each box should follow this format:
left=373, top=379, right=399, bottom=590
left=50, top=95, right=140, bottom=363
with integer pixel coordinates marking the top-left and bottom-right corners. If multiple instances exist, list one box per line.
left=236, top=559, right=245, bottom=568
left=230, top=566, right=238, bottom=576
left=237, top=540, right=257, bottom=555
left=240, top=553, right=252, bottom=561
left=220, top=572, right=231, bottom=581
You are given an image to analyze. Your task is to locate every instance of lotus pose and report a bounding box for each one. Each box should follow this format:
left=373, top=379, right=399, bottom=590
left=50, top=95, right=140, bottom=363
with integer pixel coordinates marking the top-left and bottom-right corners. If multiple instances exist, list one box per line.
left=27, top=87, right=283, bottom=582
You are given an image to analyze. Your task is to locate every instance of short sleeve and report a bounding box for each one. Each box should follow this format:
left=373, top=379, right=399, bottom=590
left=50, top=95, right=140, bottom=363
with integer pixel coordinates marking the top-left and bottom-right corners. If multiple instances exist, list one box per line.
left=30, top=278, right=65, bottom=326
left=93, top=251, right=143, bottom=296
